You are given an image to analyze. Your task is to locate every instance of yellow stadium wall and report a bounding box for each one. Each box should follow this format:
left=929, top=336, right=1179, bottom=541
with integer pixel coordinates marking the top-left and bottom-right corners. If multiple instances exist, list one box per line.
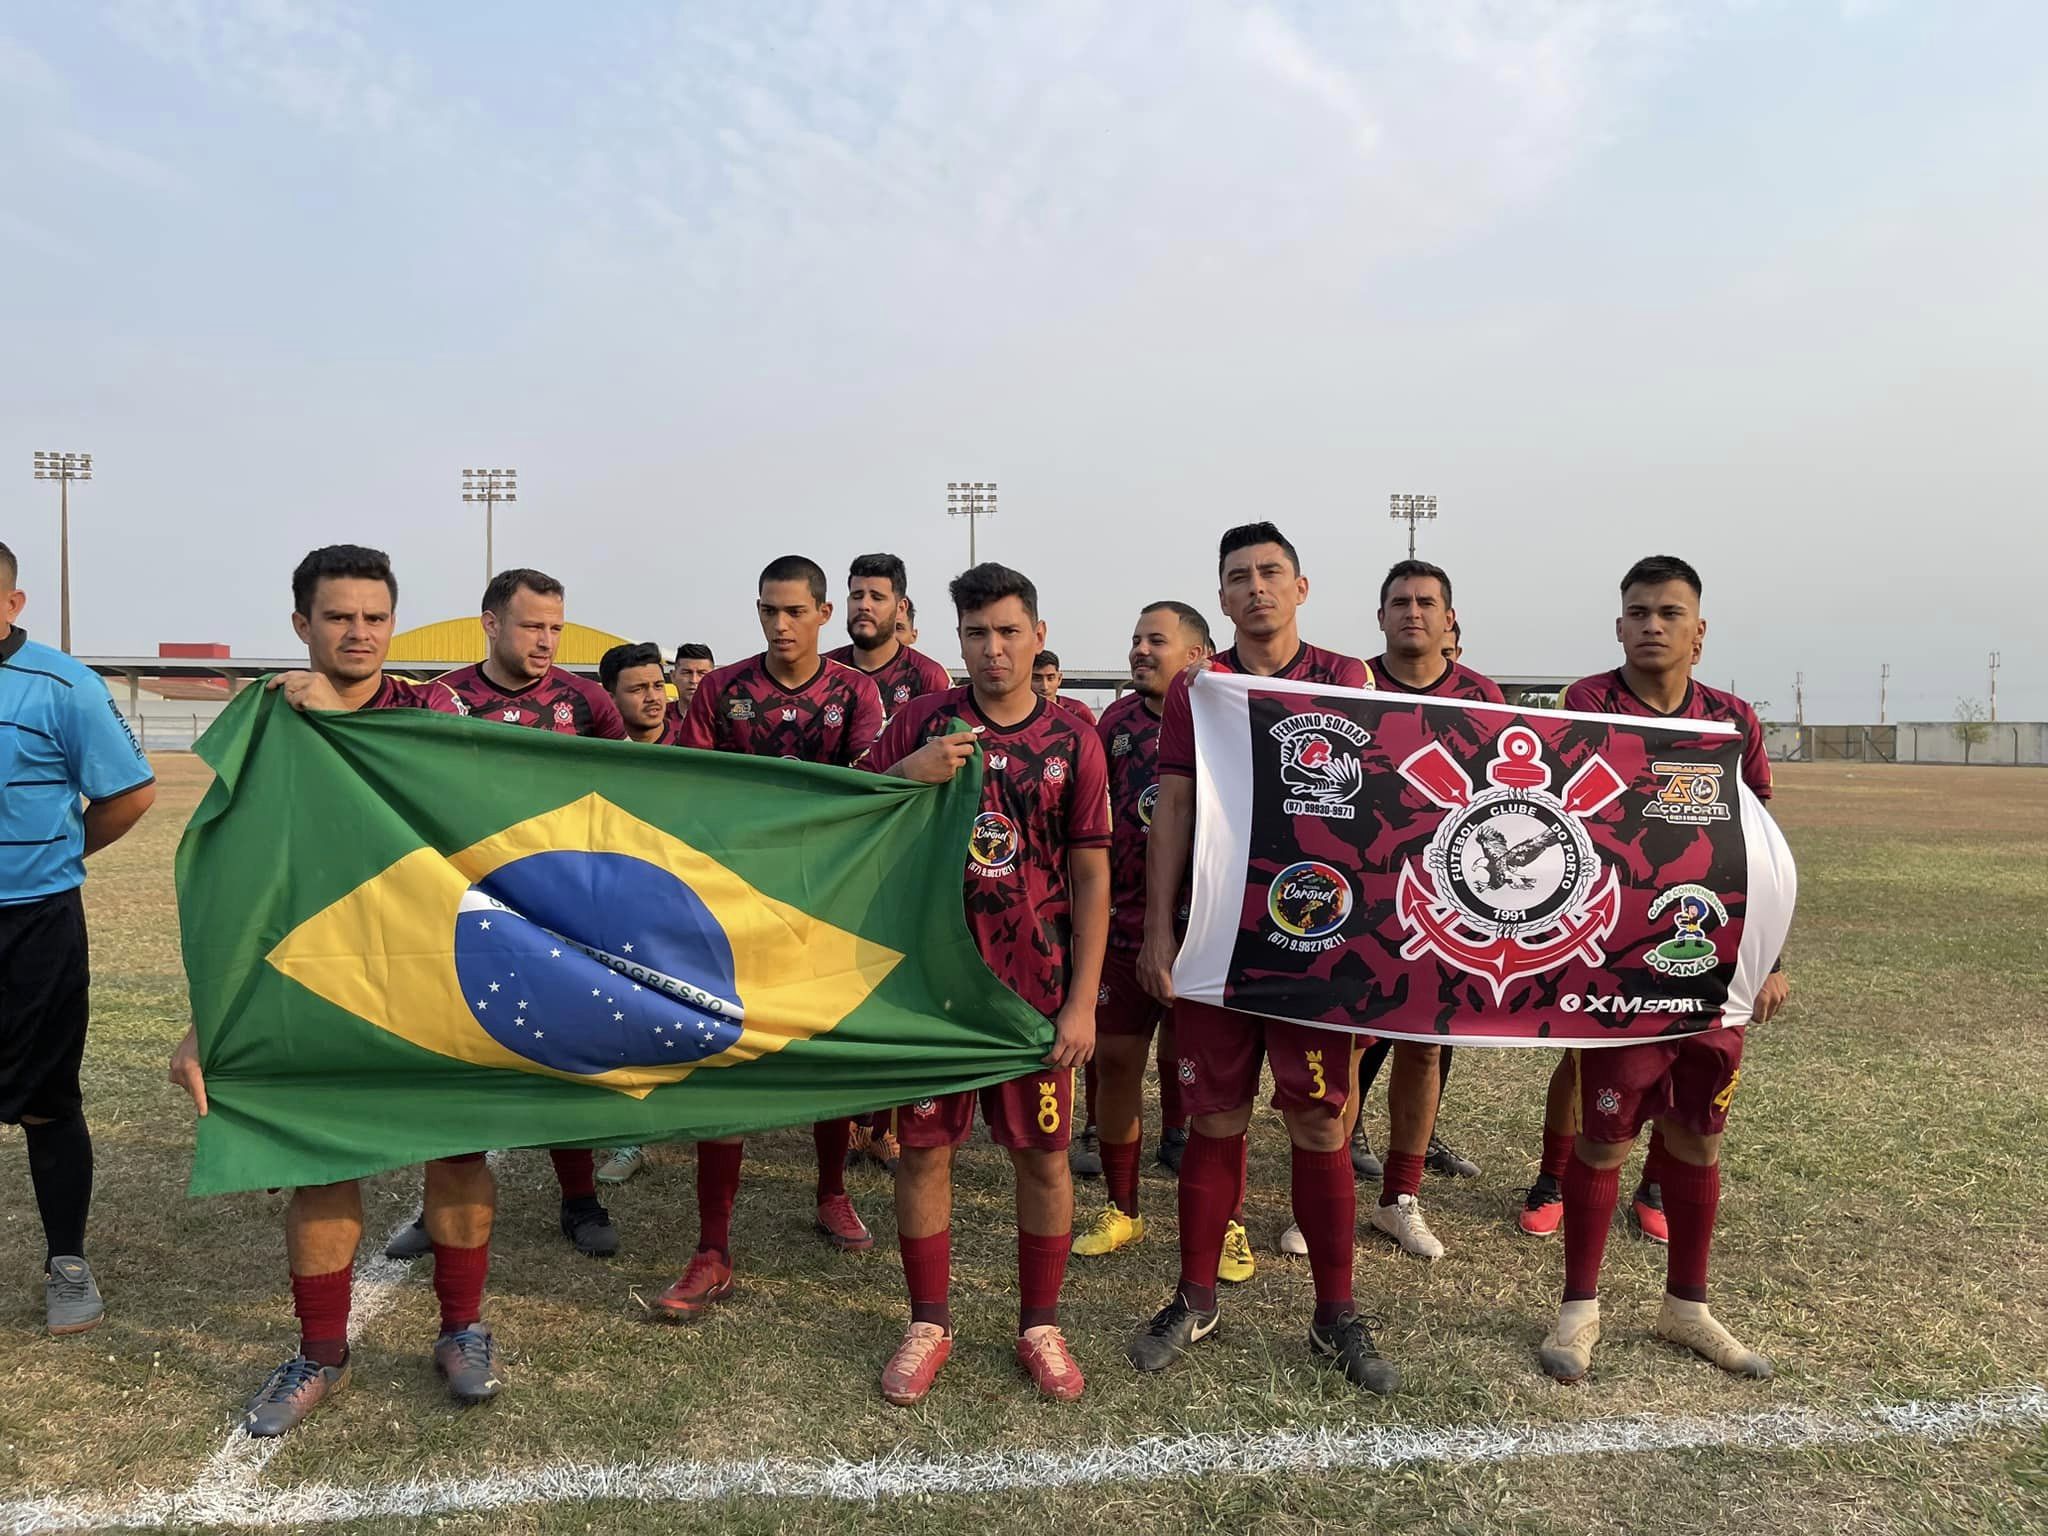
left=388, top=618, right=633, bottom=666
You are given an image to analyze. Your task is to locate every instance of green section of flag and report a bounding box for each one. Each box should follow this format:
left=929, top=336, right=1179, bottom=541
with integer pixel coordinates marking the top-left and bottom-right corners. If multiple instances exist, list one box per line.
left=175, top=686, right=1047, bottom=1196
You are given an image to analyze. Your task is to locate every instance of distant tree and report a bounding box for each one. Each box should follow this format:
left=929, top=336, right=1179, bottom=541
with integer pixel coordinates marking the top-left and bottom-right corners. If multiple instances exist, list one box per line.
left=1955, top=697, right=1990, bottom=764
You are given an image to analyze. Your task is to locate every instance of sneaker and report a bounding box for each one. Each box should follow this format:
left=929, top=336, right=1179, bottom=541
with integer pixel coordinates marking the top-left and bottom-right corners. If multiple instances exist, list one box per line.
left=1350, top=1123, right=1383, bottom=1181
left=44, top=1256, right=104, bottom=1336
left=1370, top=1194, right=1446, bottom=1260
left=880, top=1321, right=952, bottom=1406
left=816, top=1193, right=874, bottom=1251
left=1631, top=1181, right=1670, bottom=1244
left=1539, top=1299, right=1601, bottom=1383
left=560, top=1197, right=620, bottom=1257
left=1155, top=1125, right=1188, bottom=1174
left=1127, top=1294, right=1220, bottom=1372
left=1277, top=1221, right=1309, bottom=1257
left=596, top=1146, right=646, bottom=1185
left=654, top=1249, right=734, bottom=1321
left=1655, top=1296, right=1773, bottom=1379
left=1518, top=1175, right=1564, bottom=1237
left=1072, top=1206, right=1145, bottom=1257
left=384, top=1214, right=432, bottom=1261
left=870, top=1128, right=902, bottom=1174
left=1424, top=1132, right=1480, bottom=1179
left=1070, top=1127, right=1103, bottom=1179
left=1016, top=1324, right=1086, bottom=1400
left=433, top=1324, right=504, bottom=1404
left=1218, top=1220, right=1257, bottom=1283
left=242, top=1353, right=349, bottom=1437
left=1307, top=1311, right=1400, bottom=1395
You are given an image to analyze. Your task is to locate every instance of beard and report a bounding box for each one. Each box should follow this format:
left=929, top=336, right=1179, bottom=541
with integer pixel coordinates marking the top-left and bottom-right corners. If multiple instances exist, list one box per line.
left=849, top=619, right=892, bottom=653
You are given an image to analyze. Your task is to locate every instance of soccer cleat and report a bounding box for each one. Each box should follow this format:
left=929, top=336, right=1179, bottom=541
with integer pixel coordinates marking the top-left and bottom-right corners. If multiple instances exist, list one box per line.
left=1307, top=1311, right=1400, bottom=1395
left=561, top=1197, right=620, bottom=1257
left=1424, top=1132, right=1480, bottom=1179
left=384, top=1214, right=432, bottom=1261
left=596, top=1146, right=645, bottom=1185
left=654, top=1250, right=734, bottom=1321
left=1539, top=1299, right=1601, bottom=1383
left=434, top=1324, right=504, bottom=1404
left=1518, top=1176, right=1564, bottom=1237
left=1631, top=1181, right=1670, bottom=1244
left=1218, top=1221, right=1257, bottom=1284
left=870, top=1128, right=903, bottom=1173
left=1072, top=1206, right=1145, bottom=1257
left=1655, top=1296, right=1773, bottom=1379
left=1127, top=1295, right=1220, bottom=1371
left=816, top=1194, right=874, bottom=1251
left=44, top=1257, right=104, bottom=1336
left=242, top=1353, right=350, bottom=1437
left=880, top=1321, right=953, bottom=1406
left=1155, top=1125, right=1188, bottom=1174
left=1277, top=1221, right=1309, bottom=1257
left=1371, top=1194, right=1446, bottom=1260
left=1069, top=1126, right=1103, bottom=1179
left=1350, top=1123, right=1383, bottom=1181
left=1016, top=1324, right=1086, bottom=1400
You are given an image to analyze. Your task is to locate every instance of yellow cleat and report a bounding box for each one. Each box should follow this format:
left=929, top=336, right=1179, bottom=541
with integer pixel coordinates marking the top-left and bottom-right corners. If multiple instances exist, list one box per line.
left=1218, top=1219, right=1257, bottom=1284
left=1073, top=1207, right=1145, bottom=1257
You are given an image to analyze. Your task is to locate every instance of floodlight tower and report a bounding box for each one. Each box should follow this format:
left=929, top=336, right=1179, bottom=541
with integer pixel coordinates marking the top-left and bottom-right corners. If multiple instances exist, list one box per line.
left=463, top=469, right=518, bottom=587
left=1389, top=493, right=1437, bottom=559
left=31, top=450, right=92, bottom=653
left=1990, top=650, right=2001, bottom=722
left=947, top=481, right=997, bottom=565
left=1879, top=662, right=1890, bottom=725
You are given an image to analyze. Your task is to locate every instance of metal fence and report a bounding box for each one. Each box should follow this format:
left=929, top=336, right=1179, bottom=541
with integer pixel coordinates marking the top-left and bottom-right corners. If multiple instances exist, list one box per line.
left=1766, top=722, right=2045, bottom=766
left=119, top=711, right=221, bottom=753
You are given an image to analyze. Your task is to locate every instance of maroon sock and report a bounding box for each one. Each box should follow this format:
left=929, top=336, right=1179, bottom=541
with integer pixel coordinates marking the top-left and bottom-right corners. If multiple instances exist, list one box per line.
left=1176, top=1131, right=1245, bottom=1312
left=549, top=1148, right=597, bottom=1202
left=1653, top=1150, right=1719, bottom=1303
left=1540, top=1130, right=1576, bottom=1182
left=1158, top=1058, right=1186, bottom=1130
left=1083, top=1060, right=1099, bottom=1130
left=1101, top=1135, right=1142, bottom=1217
left=813, top=1120, right=851, bottom=1201
left=1018, top=1230, right=1072, bottom=1333
left=431, top=1241, right=489, bottom=1334
left=1290, top=1145, right=1356, bottom=1326
left=1379, top=1149, right=1425, bottom=1206
left=1562, top=1154, right=1621, bottom=1301
left=696, top=1141, right=744, bottom=1259
left=291, top=1265, right=352, bottom=1368
left=900, top=1229, right=952, bottom=1332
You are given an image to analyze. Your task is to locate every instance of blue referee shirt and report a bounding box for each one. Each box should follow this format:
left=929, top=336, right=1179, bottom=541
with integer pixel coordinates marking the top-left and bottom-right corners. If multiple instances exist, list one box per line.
left=0, top=626, right=154, bottom=906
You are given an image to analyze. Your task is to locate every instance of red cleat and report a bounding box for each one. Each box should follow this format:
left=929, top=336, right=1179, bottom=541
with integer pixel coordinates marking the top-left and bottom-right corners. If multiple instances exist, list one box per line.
left=881, top=1322, right=953, bottom=1406
left=1631, top=1183, right=1669, bottom=1245
left=1519, top=1176, right=1563, bottom=1237
left=654, top=1250, right=733, bottom=1321
left=1016, top=1325, right=1086, bottom=1401
left=816, top=1194, right=874, bottom=1251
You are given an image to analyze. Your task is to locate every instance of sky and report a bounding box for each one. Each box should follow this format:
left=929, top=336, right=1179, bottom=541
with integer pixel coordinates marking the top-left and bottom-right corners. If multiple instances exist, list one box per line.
left=2, top=0, right=2042, bottom=722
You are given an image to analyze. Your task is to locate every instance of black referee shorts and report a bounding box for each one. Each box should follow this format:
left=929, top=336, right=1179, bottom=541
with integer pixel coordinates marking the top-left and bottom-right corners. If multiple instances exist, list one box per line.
left=0, top=888, right=90, bottom=1124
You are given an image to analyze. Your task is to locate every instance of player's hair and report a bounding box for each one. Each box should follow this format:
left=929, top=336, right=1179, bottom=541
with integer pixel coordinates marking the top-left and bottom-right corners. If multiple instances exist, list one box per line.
left=759, top=554, right=828, bottom=604
left=599, top=641, right=664, bottom=692
left=673, top=642, right=714, bottom=666
left=1034, top=650, right=1061, bottom=672
left=1380, top=558, right=1453, bottom=609
left=1143, top=599, right=1212, bottom=650
left=949, top=562, right=1038, bottom=622
left=1620, top=555, right=1702, bottom=599
left=1218, top=521, right=1300, bottom=578
left=293, top=544, right=398, bottom=617
left=482, top=567, right=564, bottom=615
left=848, top=553, right=907, bottom=597
left=902, top=596, right=918, bottom=624
left=0, top=541, right=15, bottom=589
left=1450, top=620, right=1463, bottom=643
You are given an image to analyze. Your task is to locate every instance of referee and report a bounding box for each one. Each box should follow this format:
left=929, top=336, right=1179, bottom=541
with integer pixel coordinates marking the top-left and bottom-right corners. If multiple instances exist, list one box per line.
left=1, top=542, right=155, bottom=1335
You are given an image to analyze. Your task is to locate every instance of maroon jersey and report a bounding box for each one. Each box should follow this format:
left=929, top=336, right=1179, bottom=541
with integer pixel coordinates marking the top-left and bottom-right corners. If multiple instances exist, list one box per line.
left=365, top=674, right=462, bottom=713
left=635, top=711, right=689, bottom=747
left=1564, top=669, right=1772, bottom=799
left=1366, top=656, right=1506, bottom=705
left=679, top=654, right=884, bottom=765
left=1157, top=642, right=1373, bottom=780
left=824, top=642, right=953, bottom=722
left=1097, top=690, right=1167, bottom=953
left=434, top=663, right=627, bottom=738
left=869, top=688, right=1111, bottom=1016
left=1055, top=694, right=1098, bottom=726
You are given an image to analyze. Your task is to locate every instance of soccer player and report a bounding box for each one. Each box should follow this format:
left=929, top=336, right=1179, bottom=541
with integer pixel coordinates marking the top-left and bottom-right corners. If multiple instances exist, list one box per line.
left=384, top=568, right=629, bottom=1262
left=0, top=542, right=155, bottom=1338
left=602, top=641, right=684, bottom=745
left=1031, top=650, right=1096, bottom=725
left=168, top=545, right=501, bottom=1433
left=1072, top=602, right=1211, bottom=1260
left=1126, top=522, right=1397, bottom=1394
left=672, top=643, right=715, bottom=709
left=1536, top=555, right=1789, bottom=1384
left=865, top=562, right=1108, bottom=1405
left=894, top=600, right=919, bottom=648
left=655, top=555, right=887, bottom=1319
left=827, top=553, right=952, bottom=722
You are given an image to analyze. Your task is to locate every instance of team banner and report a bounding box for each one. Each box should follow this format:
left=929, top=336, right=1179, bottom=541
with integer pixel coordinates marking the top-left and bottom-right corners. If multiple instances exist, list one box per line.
left=176, top=688, right=1050, bottom=1195
left=1172, top=672, right=1796, bottom=1046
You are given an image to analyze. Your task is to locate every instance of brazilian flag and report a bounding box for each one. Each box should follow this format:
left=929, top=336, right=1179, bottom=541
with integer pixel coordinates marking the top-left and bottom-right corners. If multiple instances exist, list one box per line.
left=176, top=687, right=1048, bottom=1195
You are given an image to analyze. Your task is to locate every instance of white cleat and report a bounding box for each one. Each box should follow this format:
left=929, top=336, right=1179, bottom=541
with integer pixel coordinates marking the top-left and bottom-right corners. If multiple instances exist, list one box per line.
left=1277, top=1221, right=1309, bottom=1257
left=1370, top=1193, right=1446, bottom=1260
left=1539, top=1298, right=1601, bottom=1383
left=1656, top=1296, right=1774, bottom=1379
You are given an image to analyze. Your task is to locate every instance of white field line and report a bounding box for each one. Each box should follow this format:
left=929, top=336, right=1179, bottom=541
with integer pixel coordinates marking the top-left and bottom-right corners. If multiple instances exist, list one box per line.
left=4, top=1383, right=2044, bottom=1534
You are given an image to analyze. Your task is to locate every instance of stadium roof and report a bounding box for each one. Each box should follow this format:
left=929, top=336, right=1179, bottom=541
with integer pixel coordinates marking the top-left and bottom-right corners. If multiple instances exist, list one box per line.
left=388, top=617, right=632, bottom=666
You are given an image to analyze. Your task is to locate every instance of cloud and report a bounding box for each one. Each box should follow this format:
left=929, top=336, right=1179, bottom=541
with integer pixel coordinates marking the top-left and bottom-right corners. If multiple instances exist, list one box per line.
left=1241, top=7, right=1382, bottom=156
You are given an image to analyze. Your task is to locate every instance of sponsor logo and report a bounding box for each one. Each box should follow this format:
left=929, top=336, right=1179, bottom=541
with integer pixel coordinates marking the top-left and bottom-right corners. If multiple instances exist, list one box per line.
left=1646, top=761, right=1731, bottom=825
left=1046, top=757, right=1068, bottom=783
left=1594, top=1087, right=1622, bottom=1116
left=780, top=707, right=797, bottom=722
left=987, top=752, right=1009, bottom=772
left=1177, top=1058, right=1196, bottom=1085
left=500, top=709, right=523, bottom=722
left=1272, top=711, right=1371, bottom=821
left=1137, top=782, right=1159, bottom=828
left=913, top=1098, right=937, bottom=1117
left=968, top=811, right=1021, bottom=877
left=893, top=684, right=911, bottom=705
left=1644, top=883, right=1729, bottom=978
left=727, top=698, right=755, bottom=722
left=1266, top=859, right=1352, bottom=953
left=1395, top=725, right=1626, bottom=1002
left=1111, top=731, right=1132, bottom=757
left=823, top=702, right=844, bottom=727
left=553, top=702, right=574, bottom=726
left=1560, top=993, right=1709, bottom=1015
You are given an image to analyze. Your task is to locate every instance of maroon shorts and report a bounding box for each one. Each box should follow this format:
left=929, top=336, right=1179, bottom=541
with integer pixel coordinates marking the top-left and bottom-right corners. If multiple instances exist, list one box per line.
left=1577, top=1028, right=1745, bottom=1142
left=1097, top=949, right=1165, bottom=1040
left=895, top=1068, right=1074, bottom=1153
left=1171, top=998, right=1352, bottom=1119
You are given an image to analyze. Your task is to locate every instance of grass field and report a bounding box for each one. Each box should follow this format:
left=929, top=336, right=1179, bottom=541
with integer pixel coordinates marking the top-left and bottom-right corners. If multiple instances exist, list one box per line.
left=2, top=760, right=2045, bottom=1535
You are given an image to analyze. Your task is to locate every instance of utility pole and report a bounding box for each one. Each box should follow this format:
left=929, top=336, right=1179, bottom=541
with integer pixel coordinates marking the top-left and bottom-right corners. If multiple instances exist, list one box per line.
left=1388, top=493, right=1437, bottom=559
left=462, top=469, right=518, bottom=588
left=947, top=481, right=997, bottom=566
left=1795, top=672, right=1805, bottom=727
left=31, top=450, right=91, bottom=653
left=1879, top=662, right=1890, bottom=725
left=1989, top=650, right=2001, bottom=723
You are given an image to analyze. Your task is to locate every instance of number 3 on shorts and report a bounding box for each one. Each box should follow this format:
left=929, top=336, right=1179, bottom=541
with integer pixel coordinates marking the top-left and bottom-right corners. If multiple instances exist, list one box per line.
left=1304, top=1049, right=1328, bottom=1099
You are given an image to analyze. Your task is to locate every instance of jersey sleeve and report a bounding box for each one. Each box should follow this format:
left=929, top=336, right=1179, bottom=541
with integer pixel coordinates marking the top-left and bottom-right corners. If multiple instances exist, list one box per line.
left=677, top=679, right=720, bottom=751
left=1334, top=655, right=1371, bottom=689
left=1066, top=727, right=1112, bottom=848
left=418, top=679, right=465, bottom=715
left=913, top=650, right=954, bottom=694
left=845, top=674, right=886, bottom=764
left=66, top=675, right=153, bottom=800
left=585, top=682, right=629, bottom=741
left=1155, top=672, right=1197, bottom=780
left=1472, top=674, right=1507, bottom=705
left=864, top=699, right=932, bottom=777
left=1561, top=677, right=1605, bottom=713
left=1739, top=705, right=1774, bottom=800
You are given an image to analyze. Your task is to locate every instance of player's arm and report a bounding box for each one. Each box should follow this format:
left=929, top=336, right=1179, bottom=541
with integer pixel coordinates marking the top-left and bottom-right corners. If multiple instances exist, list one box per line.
left=847, top=677, right=886, bottom=766
left=168, top=1025, right=207, bottom=1116
left=676, top=676, right=720, bottom=750
left=83, top=781, right=156, bottom=856
left=1049, top=845, right=1109, bottom=1069
left=266, top=670, right=349, bottom=712
left=69, top=681, right=157, bottom=856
